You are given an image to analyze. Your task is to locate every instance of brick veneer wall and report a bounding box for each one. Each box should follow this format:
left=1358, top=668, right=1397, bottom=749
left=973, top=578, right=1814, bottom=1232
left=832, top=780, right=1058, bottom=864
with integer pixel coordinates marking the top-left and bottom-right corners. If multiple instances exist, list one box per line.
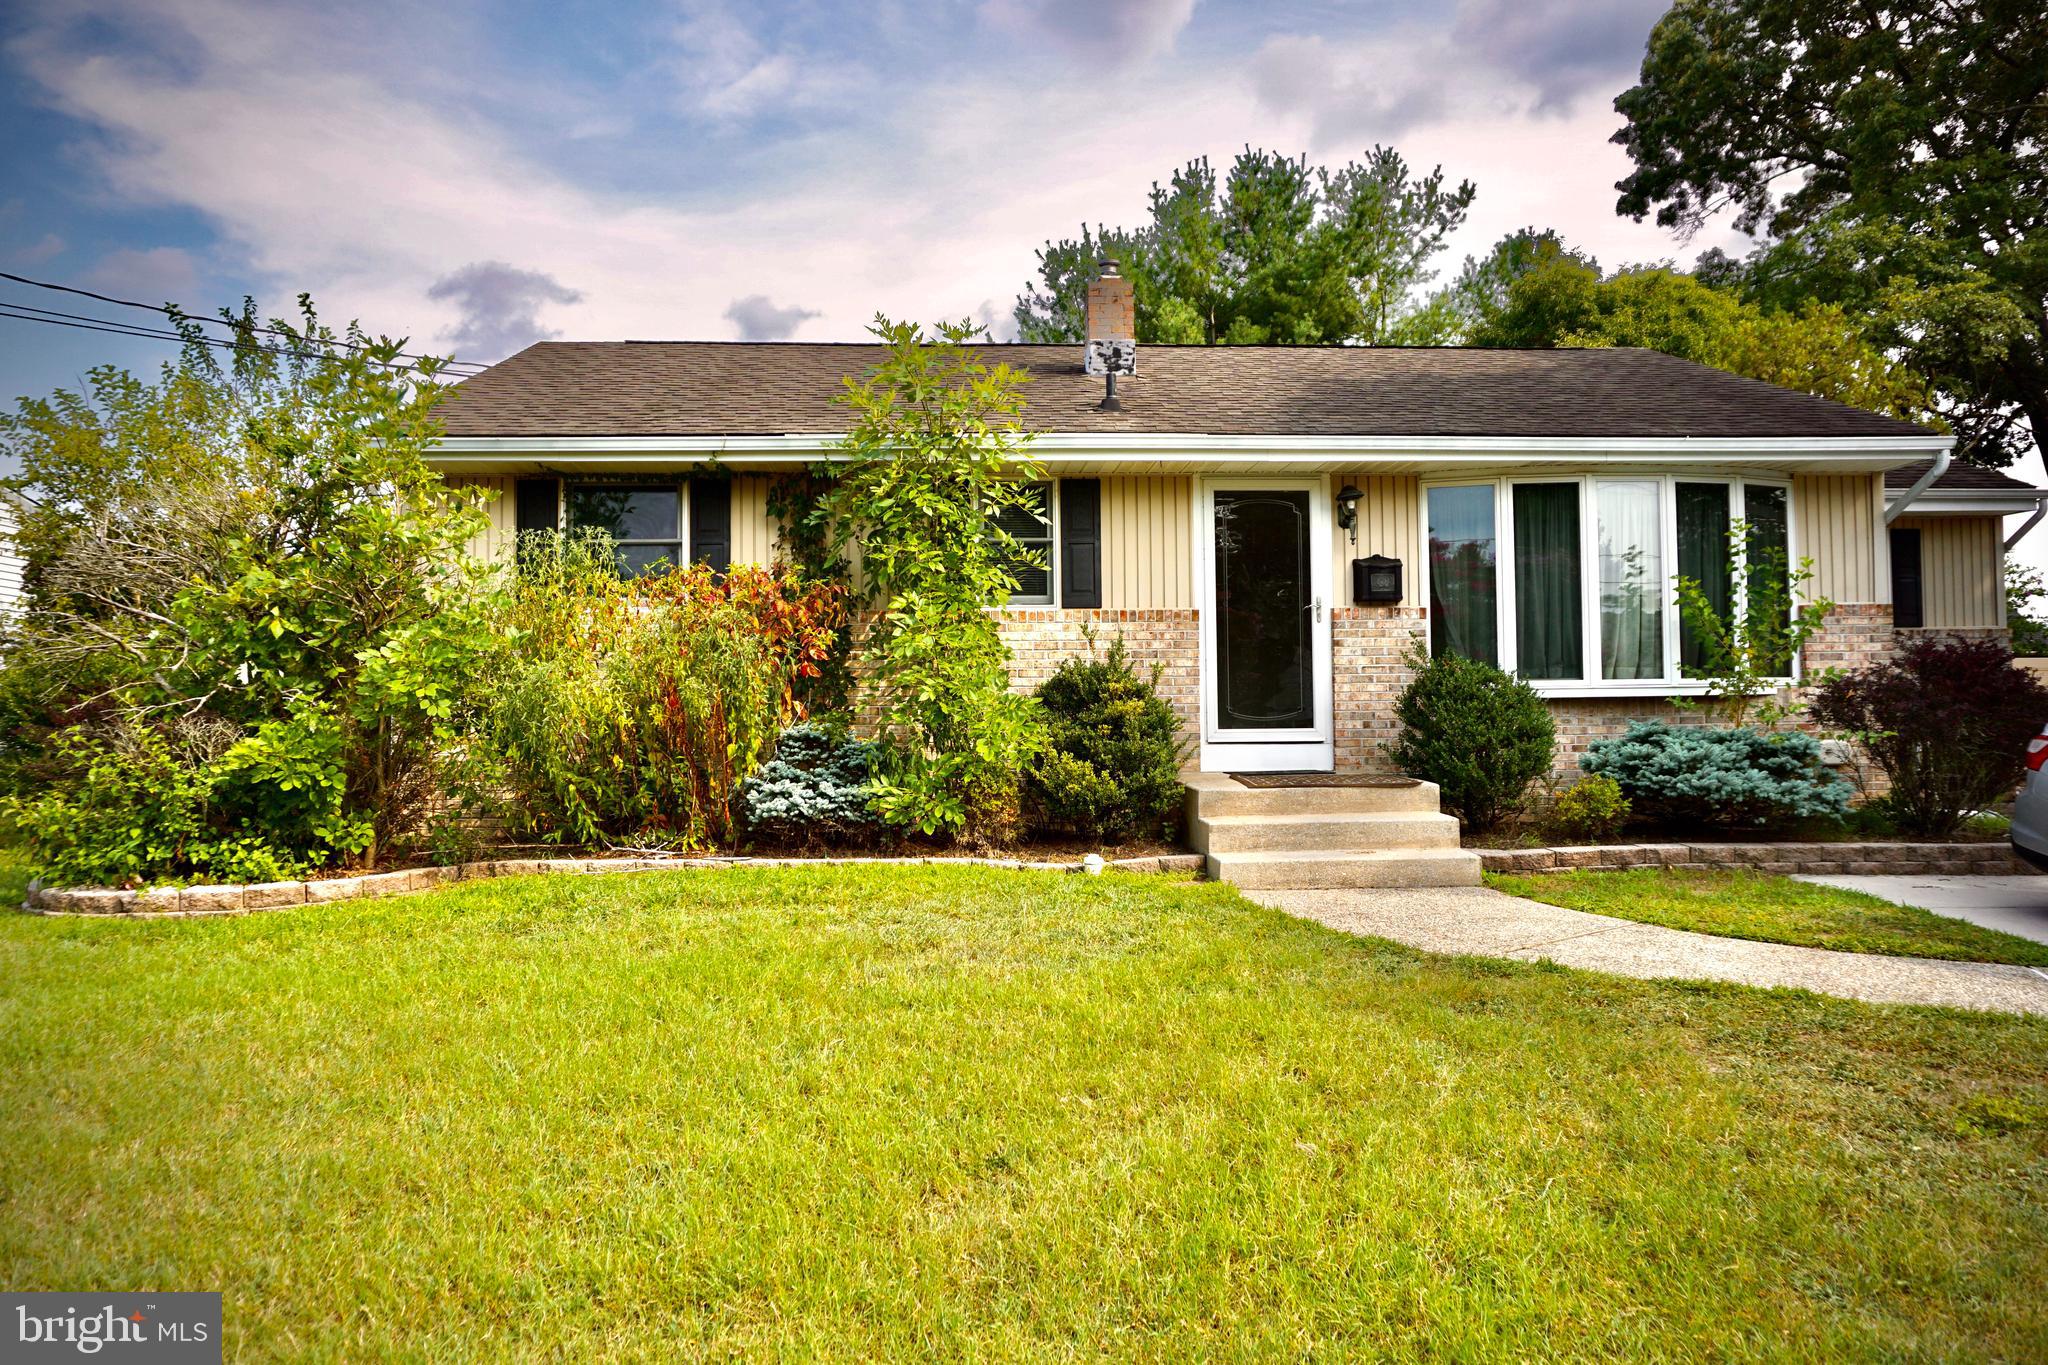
left=1332, top=606, right=1426, bottom=774
left=985, top=603, right=2002, bottom=786
left=994, top=609, right=1201, bottom=734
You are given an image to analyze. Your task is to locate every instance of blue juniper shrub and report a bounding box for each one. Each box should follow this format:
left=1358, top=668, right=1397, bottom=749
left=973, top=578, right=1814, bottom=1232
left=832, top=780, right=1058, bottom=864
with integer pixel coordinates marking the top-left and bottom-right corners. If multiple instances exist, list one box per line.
left=1390, top=651, right=1556, bottom=834
left=738, top=721, right=884, bottom=847
left=1580, top=720, right=1851, bottom=831
left=1024, top=635, right=1189, bottom=842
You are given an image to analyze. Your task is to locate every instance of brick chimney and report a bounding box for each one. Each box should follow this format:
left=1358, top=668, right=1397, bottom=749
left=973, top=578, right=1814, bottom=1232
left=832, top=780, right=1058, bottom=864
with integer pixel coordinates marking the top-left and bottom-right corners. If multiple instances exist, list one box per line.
left=1085, top=258, right=1135, bottom=352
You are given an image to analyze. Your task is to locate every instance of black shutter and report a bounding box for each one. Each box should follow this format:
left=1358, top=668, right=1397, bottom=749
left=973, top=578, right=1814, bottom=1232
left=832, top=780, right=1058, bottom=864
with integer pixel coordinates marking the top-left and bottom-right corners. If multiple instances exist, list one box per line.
left=690, top=477, right=731, bottom=572
left=1890, top=528, right=1924, bottom=629
left=514, top=477, right=559, bottom=567
left=1060, top=478, right=1102, bottom=609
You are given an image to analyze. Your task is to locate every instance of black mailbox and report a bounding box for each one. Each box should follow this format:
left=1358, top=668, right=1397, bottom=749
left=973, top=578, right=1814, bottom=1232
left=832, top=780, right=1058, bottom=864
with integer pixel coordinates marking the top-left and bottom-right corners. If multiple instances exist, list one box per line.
left=1352, top=555, right=1402, bottom=604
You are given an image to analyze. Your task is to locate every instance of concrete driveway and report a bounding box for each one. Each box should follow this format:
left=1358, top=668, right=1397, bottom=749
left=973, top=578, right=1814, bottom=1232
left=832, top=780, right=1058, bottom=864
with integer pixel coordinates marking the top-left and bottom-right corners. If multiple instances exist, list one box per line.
left=1794, top=874, right=2048, bottom=946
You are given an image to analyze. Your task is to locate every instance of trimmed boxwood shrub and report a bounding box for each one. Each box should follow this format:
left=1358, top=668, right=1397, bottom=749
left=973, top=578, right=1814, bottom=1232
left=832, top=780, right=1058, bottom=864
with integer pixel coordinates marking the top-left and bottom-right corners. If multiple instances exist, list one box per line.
left=1580, top=721, right=1850, bottom=831
left=1811, top=633, right=2048, bottom=836
left=1024, top=635, right=1188, bottom=841
left=1390, top=651, right=1555, bottom=833
left=737, top=721, right=882, bottom=847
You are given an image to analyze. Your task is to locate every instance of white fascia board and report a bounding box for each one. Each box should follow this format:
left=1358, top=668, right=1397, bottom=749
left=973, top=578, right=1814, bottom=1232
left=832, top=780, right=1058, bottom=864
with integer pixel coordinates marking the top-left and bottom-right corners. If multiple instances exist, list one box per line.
left=1891, top=488, right=2048, bottom=516
left=427, top=431, right=1952, bottom=468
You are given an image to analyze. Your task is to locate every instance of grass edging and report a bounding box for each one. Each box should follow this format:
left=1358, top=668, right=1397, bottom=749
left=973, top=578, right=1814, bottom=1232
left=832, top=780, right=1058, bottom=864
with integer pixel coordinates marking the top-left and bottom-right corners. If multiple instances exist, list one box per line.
left=24, top=851, right=1207, bottom=918
left=1487, top=866, right=2048, bottom=967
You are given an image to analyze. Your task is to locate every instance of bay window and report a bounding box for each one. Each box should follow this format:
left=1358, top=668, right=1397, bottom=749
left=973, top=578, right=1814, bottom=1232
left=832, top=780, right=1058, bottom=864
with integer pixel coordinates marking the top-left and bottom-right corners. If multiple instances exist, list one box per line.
left=1423, top=476, right=1793, bottom=691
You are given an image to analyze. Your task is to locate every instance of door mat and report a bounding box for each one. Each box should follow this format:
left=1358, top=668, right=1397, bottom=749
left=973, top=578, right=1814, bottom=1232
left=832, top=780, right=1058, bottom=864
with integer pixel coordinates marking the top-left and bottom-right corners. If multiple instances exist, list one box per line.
left=1228, top=773, right=1422, bottom=789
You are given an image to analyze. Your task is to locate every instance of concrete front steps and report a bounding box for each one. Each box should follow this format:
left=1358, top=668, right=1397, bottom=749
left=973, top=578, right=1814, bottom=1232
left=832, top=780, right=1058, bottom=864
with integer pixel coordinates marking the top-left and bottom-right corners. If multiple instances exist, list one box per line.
left=1185, top=771, right=1481, bottom=890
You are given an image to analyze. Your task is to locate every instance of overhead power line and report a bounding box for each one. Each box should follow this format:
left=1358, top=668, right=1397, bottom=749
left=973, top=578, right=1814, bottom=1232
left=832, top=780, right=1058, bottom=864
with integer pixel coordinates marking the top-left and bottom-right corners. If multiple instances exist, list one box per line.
left=0, top=268, right=490, bottom=373
left=0, top=304, right=472, bottom=379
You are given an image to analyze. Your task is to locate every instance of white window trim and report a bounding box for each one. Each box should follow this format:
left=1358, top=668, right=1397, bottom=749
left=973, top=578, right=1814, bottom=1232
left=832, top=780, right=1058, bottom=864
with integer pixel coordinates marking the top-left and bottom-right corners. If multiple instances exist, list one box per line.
left=1418, top=473, right=1799, bottom=696
left=992, top=479, right=1058, bottom=608
left=563, top=479, right=688, bottom=571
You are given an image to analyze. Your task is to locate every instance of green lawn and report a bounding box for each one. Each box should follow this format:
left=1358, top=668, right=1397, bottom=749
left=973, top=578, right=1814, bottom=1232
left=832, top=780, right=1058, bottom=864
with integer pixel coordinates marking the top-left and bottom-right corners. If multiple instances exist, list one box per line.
left=1488, top=866, right=2048, bottom=966
left=3, top=866, right=2046, bottom=1361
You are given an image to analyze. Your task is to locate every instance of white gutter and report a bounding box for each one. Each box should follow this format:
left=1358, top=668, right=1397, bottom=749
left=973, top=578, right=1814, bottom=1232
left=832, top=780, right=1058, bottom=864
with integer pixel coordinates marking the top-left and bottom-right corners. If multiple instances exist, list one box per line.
left=430, top=431, right=1949, bottom=458
left=1883, top=447, right=1951, bottom=523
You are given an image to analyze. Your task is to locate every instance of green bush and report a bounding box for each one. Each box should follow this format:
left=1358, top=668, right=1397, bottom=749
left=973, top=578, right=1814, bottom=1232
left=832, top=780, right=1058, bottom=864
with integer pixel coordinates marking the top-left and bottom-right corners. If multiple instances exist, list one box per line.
left=481, top=545, right=845, bottom=850
left=738, top=721, right=882, bottom=847
left=1390, top=651, right=1556, bottom=833
left=1, top=725, right=306, bottom=888
left=1024, top=635, right=1188, bottom=842
left=1548, top=774, right=1631, bottom=842
left=1580, top=721, right=1850, bottom=830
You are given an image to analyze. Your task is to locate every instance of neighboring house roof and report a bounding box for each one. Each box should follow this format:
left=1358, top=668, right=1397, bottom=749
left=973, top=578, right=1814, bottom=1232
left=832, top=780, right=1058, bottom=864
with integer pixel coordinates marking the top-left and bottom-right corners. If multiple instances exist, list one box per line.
left=441, top=342, right=1936, bottom=441
left=1885, top=459, right=2039, bottom=493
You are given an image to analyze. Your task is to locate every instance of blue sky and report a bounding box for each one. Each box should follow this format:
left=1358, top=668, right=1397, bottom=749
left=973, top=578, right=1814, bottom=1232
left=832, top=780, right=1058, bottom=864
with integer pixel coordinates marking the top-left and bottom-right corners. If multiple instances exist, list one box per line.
left=0, top=0, right=1732, bottom=398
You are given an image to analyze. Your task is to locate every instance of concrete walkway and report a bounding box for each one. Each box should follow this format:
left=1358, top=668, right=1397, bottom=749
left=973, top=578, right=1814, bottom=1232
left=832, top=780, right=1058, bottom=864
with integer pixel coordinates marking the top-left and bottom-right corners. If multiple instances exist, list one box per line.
left=1243, top=885, right=2048, bottom=1016
left=1795, top=873, right=2048, bottom=946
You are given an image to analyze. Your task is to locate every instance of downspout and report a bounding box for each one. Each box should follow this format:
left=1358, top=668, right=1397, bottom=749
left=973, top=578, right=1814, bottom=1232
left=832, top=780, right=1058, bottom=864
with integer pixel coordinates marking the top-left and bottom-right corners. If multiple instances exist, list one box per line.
left=1883, top=447, right=1950, bottom=524
left=2005, top=498, right=2048, bottom=552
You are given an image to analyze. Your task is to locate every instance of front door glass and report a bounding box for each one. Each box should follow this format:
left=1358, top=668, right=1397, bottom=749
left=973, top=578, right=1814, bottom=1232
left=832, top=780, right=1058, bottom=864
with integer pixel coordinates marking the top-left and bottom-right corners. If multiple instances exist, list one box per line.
left=1214, top=490, right=1313, bottom=731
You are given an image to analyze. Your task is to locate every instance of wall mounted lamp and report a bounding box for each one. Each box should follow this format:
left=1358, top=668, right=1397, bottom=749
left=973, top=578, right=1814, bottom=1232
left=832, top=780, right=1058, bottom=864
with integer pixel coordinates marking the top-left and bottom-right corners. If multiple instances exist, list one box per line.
left=1335, top=484, right=1363, bottom=544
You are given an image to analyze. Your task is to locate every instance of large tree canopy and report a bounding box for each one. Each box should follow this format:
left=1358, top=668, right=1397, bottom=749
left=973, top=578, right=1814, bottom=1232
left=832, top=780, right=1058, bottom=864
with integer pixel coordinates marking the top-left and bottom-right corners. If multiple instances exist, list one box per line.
left=1612, top=0, right=2046, bottom=465
left=1473, top=253, right=1933, bottom=420
left=1013, top=147, right=1475, bottom=346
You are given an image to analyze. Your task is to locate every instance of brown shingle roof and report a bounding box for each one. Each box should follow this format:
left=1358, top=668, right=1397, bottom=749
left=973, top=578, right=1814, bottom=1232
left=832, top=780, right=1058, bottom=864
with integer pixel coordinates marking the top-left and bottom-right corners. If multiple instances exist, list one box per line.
left=440, top=342, right=1937, bottom=440
left=1884, top=459, right=2039, bottom=493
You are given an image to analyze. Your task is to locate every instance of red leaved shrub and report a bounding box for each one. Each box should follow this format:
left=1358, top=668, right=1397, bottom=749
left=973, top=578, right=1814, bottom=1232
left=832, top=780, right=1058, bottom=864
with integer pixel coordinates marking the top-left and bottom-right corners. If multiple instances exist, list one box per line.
left=1810, top=634, right=2048, bottom=836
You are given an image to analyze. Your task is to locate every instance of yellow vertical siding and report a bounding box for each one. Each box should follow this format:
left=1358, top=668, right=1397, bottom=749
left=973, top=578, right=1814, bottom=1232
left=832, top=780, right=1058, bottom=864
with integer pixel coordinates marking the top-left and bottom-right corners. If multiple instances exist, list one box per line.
left=729, top=475, right=780, bottom=566
left=1793, top=472, right=1880, bottom=603
left=444, top=474, right=517, bottom=562
left=1101, top=475, right=1193, bottom=609
left=1896, top=515, right=2004, bottom=628
left=1330, top=472, right=1422, bottom=607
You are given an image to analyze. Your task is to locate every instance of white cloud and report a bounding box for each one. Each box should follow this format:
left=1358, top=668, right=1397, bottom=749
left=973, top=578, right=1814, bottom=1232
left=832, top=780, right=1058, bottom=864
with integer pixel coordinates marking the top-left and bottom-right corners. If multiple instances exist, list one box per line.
left=981, top=0, right=1197, bottom=65
left=8, top=231, right=66, bottom=267
left=6, top=0, right=1719, bottom=366
left=1248, top=33, right=1448, bottom=146
left=724, top=293, right=818, bottom=340
left=669, top=0, right=855, bottom=118
left=79, top=245, right=198, bottom=300
left=427, top=261, right=582, bottom=361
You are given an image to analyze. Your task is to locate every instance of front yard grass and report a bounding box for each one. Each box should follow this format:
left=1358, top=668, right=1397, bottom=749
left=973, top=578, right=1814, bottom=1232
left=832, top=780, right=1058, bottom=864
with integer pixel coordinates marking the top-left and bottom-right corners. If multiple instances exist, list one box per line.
left=1489, top=866, right=2048, bottom=966
left=3, top=865, right=2046, bottom=1360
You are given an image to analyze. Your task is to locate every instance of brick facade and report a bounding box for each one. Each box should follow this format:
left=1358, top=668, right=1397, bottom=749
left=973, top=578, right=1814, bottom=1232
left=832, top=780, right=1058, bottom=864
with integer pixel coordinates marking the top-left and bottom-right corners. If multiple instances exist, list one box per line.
left=995, top=602, right=2005, bottom=786
left=995, top=609, right=1200, bottom=735
left=1332, top=606, right=1426, bottom=774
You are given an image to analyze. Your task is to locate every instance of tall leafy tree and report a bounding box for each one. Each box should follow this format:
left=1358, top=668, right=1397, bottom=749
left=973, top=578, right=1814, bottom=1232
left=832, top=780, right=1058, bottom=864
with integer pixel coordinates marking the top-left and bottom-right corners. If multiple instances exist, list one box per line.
left=1474, top=255, right=1932, bottom=419
left=1014, top=147, right=1475, bottom=346
left=1612, top=0, right=2046, bottom=465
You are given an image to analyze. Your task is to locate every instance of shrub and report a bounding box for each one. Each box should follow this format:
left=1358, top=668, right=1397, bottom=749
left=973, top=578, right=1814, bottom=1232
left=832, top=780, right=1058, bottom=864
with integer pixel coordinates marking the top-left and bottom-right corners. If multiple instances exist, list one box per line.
left=1, top=724, right=306, bottom=887
left=1, top=297, right=496, bottom=876
left=482, top=546, right=845, bottom=849
left=817, top=318, right=1047, bottom=840
left=1024, top=635, right=1188, bottom=842
left=738, top=721, right=882, bottom=847
left=1390, top=651, right=1555, bottom=833
left=1580, top=721, right=1850, bottom=830
left=1548, top=774, right=1631, bottom=842
left=1810, top=634, right=2048, bottom=836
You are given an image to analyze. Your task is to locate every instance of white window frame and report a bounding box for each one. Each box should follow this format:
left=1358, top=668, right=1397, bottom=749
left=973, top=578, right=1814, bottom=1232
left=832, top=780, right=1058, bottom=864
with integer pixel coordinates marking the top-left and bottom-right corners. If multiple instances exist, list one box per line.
left=993, top=479, right=1057, bottom=607
left=1419, top=473, right=1797, bottom=698
left=563, top=479, right=687, bottom=575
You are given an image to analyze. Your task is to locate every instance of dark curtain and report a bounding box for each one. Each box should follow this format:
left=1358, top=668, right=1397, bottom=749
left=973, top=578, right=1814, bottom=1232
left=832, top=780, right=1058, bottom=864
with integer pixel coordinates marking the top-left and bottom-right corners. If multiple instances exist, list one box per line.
left=1514, top=482, right=1582, bottom=679
left=1427, top=486, right=1498, bottom=666
left=1677, top=482, right=1731, bottom=673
